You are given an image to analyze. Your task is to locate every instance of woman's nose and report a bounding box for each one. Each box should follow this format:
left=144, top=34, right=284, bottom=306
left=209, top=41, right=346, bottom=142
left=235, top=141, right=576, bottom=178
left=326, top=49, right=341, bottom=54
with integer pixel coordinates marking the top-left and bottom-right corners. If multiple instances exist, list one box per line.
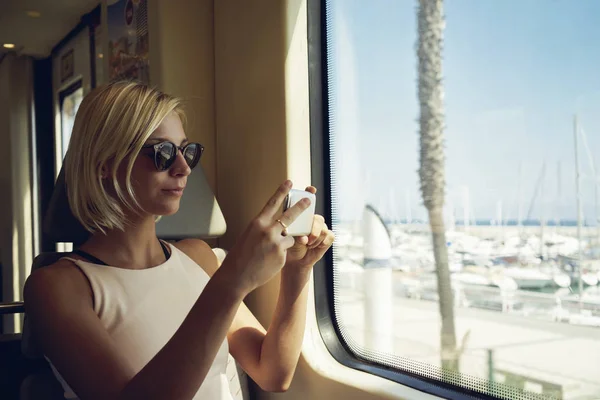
left=170, top=149, right=191, bottom=176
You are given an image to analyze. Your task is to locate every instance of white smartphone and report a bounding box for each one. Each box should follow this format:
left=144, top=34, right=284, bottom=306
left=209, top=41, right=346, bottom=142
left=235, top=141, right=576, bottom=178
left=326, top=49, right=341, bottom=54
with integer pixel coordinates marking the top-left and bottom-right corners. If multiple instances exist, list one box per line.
left=282, top=189, right=317, bottom=236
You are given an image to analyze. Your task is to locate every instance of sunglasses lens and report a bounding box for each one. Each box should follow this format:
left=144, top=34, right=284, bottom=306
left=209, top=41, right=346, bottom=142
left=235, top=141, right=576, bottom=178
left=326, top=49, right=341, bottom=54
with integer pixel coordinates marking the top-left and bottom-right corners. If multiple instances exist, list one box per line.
left=155, top=142, right=176, bottom=171
left=183, top=143, right=202, bottom=170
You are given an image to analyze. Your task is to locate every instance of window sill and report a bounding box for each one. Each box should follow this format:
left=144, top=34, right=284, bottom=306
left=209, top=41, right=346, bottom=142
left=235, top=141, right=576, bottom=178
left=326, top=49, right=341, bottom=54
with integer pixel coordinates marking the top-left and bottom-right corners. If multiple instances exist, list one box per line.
left=300, top=277, right=442, bottom=400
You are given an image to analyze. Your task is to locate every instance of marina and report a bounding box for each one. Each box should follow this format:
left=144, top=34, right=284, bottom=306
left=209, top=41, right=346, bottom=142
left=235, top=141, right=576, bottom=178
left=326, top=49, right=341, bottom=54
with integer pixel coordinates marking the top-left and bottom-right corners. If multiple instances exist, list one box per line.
left=332, top=212, right=600, bottom=399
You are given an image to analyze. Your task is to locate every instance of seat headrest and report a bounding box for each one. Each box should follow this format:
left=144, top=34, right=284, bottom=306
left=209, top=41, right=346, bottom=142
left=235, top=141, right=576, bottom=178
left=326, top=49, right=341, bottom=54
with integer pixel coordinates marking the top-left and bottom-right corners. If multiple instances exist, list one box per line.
left=43, top=163, right=226, bottom=244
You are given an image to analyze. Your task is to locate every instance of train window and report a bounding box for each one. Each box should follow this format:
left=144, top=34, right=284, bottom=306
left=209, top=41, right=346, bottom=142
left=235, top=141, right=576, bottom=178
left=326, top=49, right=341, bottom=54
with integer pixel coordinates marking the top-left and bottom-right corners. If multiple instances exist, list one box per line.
left=56, top=80, right=83, bottom=253
left=59, top=81, right=84, bottom=160
left=310, top=0, right=600, bottom=399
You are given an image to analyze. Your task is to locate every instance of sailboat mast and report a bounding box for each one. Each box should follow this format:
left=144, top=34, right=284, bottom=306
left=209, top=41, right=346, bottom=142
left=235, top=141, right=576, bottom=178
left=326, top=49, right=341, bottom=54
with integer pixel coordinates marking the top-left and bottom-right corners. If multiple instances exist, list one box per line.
left=579, top=123, right=600, bottom=249
left=574, top=115, right=583, bottom=304
left=517, top=162, right=523, bottom=235
left=557, top=161, right=562, bottom=232
left=463, top=186, right=470, bottom=232
left=595, top=158, right=600, bottom=248
left=540, top=162, right=546, bottom=260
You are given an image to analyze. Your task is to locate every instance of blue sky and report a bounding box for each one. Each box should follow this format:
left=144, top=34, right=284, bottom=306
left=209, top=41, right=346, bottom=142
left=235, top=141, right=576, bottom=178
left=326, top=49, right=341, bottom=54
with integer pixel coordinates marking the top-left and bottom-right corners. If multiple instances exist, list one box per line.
left=328, top=0, right=600, bottom=223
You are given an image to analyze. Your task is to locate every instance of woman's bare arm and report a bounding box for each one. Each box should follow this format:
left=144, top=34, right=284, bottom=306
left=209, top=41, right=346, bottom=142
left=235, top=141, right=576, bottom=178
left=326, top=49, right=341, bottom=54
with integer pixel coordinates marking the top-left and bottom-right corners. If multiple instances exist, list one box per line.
left=24, top=259, right=246, bottom=400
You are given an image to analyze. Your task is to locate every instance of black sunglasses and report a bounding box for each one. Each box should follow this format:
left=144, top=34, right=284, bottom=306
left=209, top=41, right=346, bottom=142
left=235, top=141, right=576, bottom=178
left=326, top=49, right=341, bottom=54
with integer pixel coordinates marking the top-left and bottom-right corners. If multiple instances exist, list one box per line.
left=141, top=141, right=204, bottom=171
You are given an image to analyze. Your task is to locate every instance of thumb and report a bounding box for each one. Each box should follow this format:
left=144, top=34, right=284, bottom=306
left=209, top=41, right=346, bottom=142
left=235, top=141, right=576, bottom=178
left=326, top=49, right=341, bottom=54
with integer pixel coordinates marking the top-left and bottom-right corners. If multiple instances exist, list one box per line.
left=287, top=236, right=308, bottom=257
left=295, top=236, right=309, bottom=246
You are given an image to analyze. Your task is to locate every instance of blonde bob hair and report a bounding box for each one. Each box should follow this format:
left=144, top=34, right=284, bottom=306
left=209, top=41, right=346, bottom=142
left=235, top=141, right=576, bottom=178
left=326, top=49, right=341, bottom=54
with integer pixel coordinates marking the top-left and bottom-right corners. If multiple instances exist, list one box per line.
left=64, top=81, right=185, bottom=234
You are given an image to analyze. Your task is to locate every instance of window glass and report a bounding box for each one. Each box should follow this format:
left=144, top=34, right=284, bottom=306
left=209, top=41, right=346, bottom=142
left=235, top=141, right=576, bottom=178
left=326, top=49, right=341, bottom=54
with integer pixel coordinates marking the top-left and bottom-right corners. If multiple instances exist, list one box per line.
left=58, top=84, right=83, bottom=253
left=324, top=1, right=600, bottom=398
left=60, top=86, right=84, bottom=159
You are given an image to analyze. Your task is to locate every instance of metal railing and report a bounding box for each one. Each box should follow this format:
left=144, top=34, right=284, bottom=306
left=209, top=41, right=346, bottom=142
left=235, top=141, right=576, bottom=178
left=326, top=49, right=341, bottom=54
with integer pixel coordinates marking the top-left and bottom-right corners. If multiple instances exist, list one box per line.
left=0, top=301, right=25, bottom=315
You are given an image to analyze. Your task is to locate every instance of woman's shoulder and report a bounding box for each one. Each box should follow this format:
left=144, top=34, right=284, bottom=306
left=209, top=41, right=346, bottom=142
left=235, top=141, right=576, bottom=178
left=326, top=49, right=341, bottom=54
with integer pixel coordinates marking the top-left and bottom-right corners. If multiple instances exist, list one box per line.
left=26, top=257, right=89, bottom=290
left=24, top=258, right=93, bottom=313
left=172, top=239, right=219, bottom=277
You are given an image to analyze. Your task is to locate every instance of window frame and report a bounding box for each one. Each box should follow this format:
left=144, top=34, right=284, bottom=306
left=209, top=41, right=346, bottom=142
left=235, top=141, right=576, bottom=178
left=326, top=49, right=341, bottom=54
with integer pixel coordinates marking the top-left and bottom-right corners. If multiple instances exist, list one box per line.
left=306, top=1, right=507, bottom=398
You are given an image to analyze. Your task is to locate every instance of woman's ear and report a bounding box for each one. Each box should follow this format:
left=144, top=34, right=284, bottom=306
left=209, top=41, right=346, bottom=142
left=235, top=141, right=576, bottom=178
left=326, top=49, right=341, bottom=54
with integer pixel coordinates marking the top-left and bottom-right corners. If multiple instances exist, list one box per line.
left=99, top=162, right=113, bottom=179
left=100, top=157, right=116, bottom=179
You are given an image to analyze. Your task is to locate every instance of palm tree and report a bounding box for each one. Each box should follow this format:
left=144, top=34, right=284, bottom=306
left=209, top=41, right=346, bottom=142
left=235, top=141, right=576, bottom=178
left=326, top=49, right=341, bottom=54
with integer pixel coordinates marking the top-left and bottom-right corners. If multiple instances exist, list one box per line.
left=416, top=0, right=459, bottom=373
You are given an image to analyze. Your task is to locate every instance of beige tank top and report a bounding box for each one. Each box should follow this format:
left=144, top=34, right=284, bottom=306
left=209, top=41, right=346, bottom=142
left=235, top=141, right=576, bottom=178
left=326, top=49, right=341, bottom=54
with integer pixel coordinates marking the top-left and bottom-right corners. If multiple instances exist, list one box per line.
left=46, top=242, right=234, bottom=400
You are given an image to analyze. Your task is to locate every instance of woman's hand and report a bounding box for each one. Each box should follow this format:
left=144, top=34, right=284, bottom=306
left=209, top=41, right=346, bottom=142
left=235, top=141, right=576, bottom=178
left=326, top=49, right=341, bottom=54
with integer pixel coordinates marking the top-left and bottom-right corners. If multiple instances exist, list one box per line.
left=284, top=186, right=335, bottom=270
left=220, top=180, right=311, bottom=295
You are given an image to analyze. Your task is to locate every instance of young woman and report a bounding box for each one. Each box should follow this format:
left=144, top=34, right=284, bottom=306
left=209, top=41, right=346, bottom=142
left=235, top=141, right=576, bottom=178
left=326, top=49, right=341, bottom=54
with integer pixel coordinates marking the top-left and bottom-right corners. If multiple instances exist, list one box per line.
left=24, top=81, right=334, bottom=400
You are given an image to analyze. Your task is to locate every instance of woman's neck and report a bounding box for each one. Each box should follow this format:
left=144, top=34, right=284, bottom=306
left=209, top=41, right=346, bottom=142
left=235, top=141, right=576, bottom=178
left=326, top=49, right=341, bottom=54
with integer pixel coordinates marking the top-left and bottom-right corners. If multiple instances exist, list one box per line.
left=78, top=217, right=167, bottom=270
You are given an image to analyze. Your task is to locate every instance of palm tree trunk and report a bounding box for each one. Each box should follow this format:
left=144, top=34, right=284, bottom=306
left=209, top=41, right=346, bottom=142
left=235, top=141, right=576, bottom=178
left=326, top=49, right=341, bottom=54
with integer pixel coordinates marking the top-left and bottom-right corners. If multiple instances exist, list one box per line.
left=429, top=208, right=458, bottom=371
left=416, top=0, right=459, bottom=373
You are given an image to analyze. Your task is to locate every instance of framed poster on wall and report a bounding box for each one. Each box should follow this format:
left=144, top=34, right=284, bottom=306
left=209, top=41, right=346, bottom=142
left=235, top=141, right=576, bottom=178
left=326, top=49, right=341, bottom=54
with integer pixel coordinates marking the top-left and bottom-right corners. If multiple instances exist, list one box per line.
left=60, top=49, right=75, bottom=83
left=107, top=0, right=149, bottom=83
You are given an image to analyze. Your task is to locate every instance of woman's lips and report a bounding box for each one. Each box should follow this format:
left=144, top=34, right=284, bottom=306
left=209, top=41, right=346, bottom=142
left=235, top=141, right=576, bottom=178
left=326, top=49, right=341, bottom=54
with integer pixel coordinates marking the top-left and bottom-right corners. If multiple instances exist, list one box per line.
left=162, top=187, right=185, bottom=196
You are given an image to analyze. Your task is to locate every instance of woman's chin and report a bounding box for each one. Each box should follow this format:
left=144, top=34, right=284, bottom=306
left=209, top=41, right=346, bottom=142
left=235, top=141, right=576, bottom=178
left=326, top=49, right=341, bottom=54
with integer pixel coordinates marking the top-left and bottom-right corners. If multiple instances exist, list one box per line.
left=151, top=202, right=181, bottom=217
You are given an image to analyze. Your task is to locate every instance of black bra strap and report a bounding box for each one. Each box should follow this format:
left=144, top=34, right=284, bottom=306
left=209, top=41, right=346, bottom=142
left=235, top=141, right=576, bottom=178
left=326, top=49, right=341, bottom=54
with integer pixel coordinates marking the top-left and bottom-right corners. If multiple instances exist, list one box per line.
left=159, top=240, right=171, bottom=260
left=72, top=249, right=108, bottom=266
left=73, top=239, right=170, bottom=266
